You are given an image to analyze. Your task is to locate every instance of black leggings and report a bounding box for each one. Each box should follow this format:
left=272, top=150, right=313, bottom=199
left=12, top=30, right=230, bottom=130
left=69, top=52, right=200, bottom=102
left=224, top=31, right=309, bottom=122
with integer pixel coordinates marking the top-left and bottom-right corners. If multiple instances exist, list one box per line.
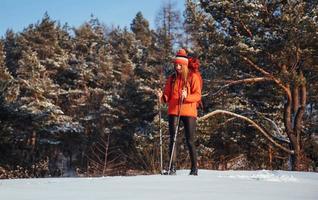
left=168, top=115, right=197, bottom=169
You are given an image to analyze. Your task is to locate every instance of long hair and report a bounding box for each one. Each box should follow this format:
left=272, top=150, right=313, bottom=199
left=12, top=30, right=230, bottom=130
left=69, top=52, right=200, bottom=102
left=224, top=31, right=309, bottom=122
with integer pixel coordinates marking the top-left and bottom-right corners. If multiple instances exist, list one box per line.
left=180, top=63, right=189, bottom=86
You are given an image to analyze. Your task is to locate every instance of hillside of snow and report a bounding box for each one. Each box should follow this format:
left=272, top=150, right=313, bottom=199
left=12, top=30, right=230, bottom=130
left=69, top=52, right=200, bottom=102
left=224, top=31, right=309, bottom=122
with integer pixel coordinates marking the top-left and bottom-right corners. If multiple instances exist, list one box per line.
left=0, top=170, right=317, bottom=200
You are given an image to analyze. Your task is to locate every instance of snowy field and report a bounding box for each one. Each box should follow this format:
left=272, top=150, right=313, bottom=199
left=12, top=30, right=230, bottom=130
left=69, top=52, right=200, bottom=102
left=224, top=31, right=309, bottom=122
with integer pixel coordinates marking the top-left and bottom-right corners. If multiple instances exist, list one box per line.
left=0, top=170, right=317, bottom=200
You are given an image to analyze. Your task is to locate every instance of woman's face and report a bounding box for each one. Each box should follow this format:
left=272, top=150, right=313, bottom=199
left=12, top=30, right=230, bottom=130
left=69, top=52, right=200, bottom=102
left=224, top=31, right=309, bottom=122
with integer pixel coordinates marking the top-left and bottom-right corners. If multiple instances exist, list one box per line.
left=175, top=63, right=182, bottom=73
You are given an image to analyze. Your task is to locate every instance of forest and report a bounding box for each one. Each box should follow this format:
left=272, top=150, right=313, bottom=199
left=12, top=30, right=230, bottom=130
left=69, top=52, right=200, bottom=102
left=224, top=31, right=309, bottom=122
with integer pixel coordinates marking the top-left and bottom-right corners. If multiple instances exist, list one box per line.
left=0, top=0, right=317, bottom=178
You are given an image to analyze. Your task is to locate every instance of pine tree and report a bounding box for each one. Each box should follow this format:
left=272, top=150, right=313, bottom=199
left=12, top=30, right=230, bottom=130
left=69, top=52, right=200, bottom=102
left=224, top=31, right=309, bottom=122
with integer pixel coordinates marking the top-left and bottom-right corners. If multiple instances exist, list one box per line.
left=191, top=0, right=318, bottom=170
left=131, top=12, right=152, bottom=47
left=4, top=29, right=21, bottom=76
left=0, top=42, right=10, bottom=79
left=0, top=41, right=16, bottom=102
left=155, top=1, right=182, bottom=63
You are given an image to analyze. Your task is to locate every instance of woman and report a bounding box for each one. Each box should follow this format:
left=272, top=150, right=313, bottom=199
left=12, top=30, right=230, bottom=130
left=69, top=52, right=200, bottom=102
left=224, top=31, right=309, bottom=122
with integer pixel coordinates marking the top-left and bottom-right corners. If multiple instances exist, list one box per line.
left=157, top=49, right=202, bottom=175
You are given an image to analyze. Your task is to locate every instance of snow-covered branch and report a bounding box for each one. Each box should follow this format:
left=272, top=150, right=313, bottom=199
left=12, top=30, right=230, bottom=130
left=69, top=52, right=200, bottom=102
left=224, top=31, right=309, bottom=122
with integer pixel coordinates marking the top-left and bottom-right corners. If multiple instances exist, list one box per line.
left=260, top=115, right=290, bottom=144
left=210, top=77, right=273, bottom=96
left=197, top=110, right=294, bottom=154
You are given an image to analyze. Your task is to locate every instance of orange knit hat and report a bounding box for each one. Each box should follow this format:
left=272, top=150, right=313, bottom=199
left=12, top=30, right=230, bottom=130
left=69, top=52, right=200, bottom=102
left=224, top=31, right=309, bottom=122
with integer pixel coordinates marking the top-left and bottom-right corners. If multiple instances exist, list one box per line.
left=173, top=48, right=188, bottom=66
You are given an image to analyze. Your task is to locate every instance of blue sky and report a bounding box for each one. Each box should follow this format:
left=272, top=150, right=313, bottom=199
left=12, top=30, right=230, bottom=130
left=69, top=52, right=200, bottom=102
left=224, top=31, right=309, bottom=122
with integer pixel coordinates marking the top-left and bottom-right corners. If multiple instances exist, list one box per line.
left=0, top=0, right=185, bottom=36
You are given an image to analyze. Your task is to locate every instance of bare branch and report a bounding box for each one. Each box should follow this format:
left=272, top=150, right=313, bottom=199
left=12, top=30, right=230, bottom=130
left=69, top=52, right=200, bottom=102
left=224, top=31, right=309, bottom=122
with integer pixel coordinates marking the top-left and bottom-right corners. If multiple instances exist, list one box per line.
left=240, top=56, right=291, bottom=95
left=89, top=147, right=104, bottom=164
left=103, top=133, right=111, bottom=175
left=238, top=18, right=253, bottom=38
left=241, top=56, right=271, bottom=76
left=197, top=110, right=294, bottom=154
left=210, top=77, right=273, bottom=96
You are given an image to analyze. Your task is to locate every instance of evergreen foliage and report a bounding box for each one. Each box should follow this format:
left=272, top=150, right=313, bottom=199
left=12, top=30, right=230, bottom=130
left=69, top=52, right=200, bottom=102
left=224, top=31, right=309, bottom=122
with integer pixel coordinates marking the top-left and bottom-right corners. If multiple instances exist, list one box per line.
left=0, top=1, right=317, bottom=177
left=185, top=0, right=318, bottom=170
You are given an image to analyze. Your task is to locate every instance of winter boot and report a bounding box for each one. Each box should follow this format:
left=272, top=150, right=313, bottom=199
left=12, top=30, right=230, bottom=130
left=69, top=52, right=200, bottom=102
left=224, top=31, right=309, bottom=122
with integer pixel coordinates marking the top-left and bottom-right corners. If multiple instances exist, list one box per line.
left=189, top=168, right=198, bottom=176
left=169, top=165, right=177, bottom=175
left=162, top=165, right=176, bottom=175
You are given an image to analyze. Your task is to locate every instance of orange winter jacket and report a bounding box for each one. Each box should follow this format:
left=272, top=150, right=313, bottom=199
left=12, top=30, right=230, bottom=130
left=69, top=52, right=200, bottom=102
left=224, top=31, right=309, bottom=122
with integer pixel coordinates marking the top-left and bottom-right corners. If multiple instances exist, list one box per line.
left=162, top=73, right=202, bottom=117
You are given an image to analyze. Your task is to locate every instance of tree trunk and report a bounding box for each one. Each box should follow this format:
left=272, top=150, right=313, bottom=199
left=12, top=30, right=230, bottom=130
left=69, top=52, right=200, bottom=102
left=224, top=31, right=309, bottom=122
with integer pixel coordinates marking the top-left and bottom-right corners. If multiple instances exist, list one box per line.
left=293, top=72, right=307, bottom=170
left=284, top=84, right=298, bottom=170
left=268, top=145, right=273, bottom=170
left=284, top=72, right=308, bottom=170
left=292, top=84, right=299, bottom=114
left=31, top=131, right=36, bottom=150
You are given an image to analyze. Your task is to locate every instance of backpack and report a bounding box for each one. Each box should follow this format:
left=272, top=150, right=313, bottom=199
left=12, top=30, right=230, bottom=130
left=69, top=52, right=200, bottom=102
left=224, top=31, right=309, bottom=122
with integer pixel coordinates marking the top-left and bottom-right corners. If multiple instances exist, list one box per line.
left=188, top=56, right=204, bottom=110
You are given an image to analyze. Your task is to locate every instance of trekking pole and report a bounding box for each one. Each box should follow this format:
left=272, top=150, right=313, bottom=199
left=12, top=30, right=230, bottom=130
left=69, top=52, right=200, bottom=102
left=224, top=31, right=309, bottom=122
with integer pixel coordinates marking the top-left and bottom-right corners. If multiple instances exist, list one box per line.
left=158, top=95, right=163, bottom=174
left=167, top=93, right=184, bottom=175
left=159, top=66, right=164, bottom=174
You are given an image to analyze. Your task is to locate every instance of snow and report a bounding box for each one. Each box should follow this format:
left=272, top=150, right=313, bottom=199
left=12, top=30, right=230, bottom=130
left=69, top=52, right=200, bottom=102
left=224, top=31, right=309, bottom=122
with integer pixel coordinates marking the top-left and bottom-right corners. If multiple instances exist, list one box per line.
left=0, top=170, right=317, bottom=200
